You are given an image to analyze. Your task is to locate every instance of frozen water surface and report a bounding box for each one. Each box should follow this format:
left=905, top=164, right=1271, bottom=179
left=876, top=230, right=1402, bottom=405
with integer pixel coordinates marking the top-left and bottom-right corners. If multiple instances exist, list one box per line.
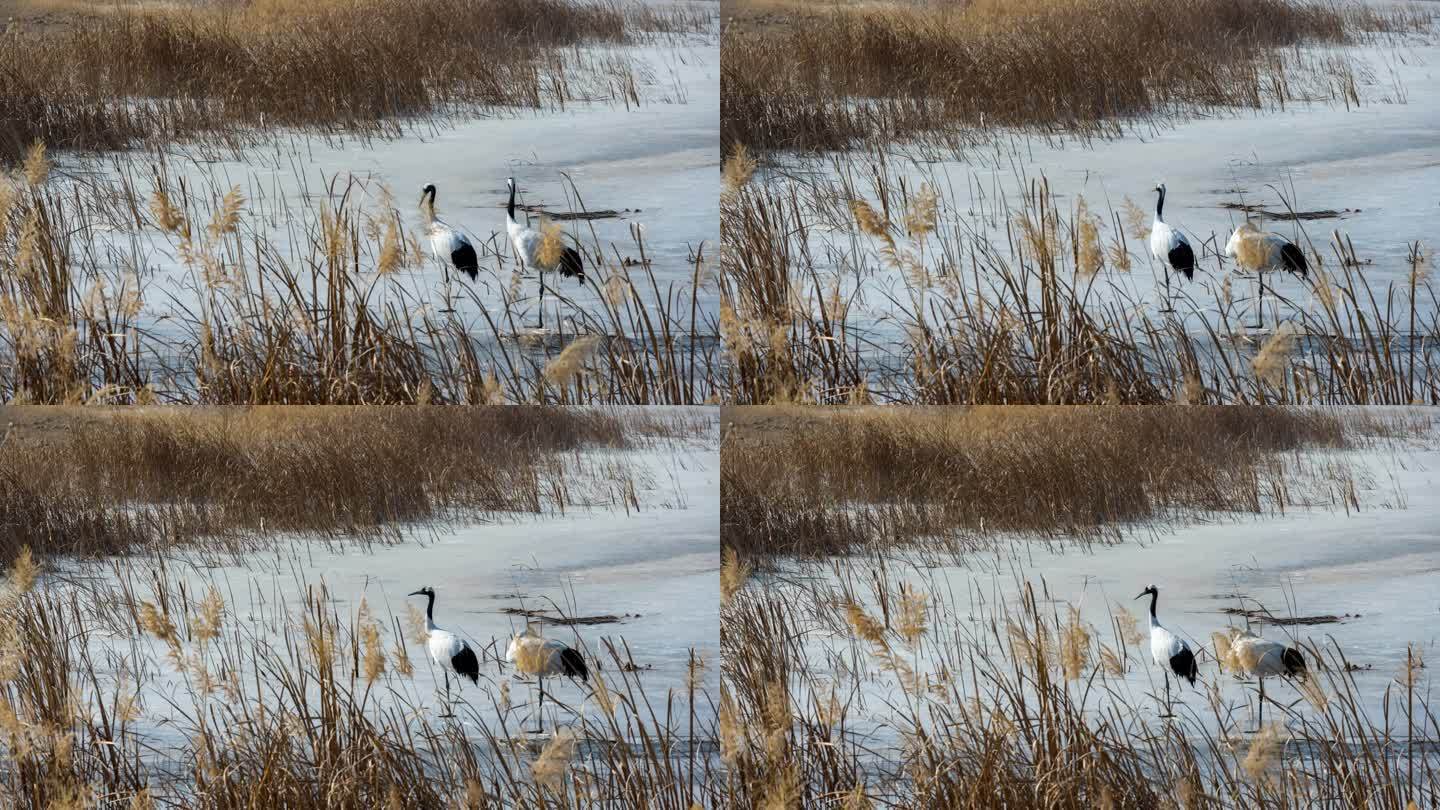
left=47, top=408, right=718, bottom=775
left=766, top=10, right=1438, bottom=371
left=761, top=409, right=1440, bottom=769
left=46, top=11, right=719, bottom=390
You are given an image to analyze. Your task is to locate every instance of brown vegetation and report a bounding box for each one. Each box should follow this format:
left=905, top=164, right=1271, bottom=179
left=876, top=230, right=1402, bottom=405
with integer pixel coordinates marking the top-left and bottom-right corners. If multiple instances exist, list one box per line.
left=720, top=405, right=1423, bottom=558
left=721, top=0, right=1430, bottom=154
left=719, top=169, right=1439, bottom=404
left=0, top=165, right=717, bottom=404
left=0, top=561, right=717, bottom=808
left=722, top=562, right=1439, bottom=807
left=0, top=0, right=710, bottom=164
left=0, top=406, right=707, bottom=567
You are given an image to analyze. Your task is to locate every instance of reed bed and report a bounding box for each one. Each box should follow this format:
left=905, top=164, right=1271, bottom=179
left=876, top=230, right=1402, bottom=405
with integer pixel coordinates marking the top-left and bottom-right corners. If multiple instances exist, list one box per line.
left=0, top=405, right=712, bottom=568
left=0, top=559, right=718, bottom=808
left=719, top=163, right=1438, bottom=404
left=720, top=406, right=1427, bottom=559
left=721, top=556, right=1439, bottom=808
left=721, top=0, right=1430, bottom=154
left=0, top=157, right=719, bottom=404
left=0, top=0, right=712, bottom=164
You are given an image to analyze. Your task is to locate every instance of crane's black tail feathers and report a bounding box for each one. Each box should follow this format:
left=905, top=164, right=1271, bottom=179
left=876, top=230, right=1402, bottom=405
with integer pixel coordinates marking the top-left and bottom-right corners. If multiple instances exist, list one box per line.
left=452, top=647, right=481, bottom=684
left=560, top=647, right=588, bottom=682
left=558, top=247, right=585, bottom=285
left=1282, top=647, right=1307, bottom=677
left=1279, top=242, right=1308, bottom=277
left=1171, top=648, right=1198, bottom=685
left=1169, top=243, right=1196, bottom=281
left=451, top=243, right=480, bottom=282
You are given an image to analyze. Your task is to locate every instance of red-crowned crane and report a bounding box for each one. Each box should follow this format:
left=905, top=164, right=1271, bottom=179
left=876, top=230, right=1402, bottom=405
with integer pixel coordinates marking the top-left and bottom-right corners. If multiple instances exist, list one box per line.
left=1225, top=221, right=1308, bottom=330
left=506, top=177, right=584, bottom=330
left=1217, top=627, right=1307, bottom=729
left=1149, top=183, right=1196, bottom=313
left=505, top=626, right=589, bottom=733
left=408, top=587, right=480, bottom=706
left=419, top=185, right=479, bottom=284
left=1136, top=584, right=1198, bottom=716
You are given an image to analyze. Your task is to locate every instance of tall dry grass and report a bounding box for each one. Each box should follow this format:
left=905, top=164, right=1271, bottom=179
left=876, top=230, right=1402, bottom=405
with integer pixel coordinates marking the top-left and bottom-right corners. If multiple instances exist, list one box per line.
left=721, top=0, right=1430, bottom=154
left=0, top=163, right=718, bottom=404
left=719, top=167, right=1439, bottom=404
left=720, top=406, right=1422, bottom=559
left=722, top=561, right=1440, bottom=807
left=0, top=0, right=711, bottom=164
left=0, top=406, right=708, bottom=568
left=0, top=561, right=718, bottom=808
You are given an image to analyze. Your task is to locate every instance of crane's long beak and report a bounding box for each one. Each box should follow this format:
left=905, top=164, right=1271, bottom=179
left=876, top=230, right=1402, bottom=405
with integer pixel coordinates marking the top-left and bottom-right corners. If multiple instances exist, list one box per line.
left=407, top=589, right=425, bottom=597
left=1133, top=591, right=1147, bottom=600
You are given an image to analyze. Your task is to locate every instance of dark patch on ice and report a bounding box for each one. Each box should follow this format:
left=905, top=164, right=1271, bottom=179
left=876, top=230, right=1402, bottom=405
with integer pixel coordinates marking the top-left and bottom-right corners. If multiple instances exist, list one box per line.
left=511, top=204, right=633, bottom=221
left=1219, top=606, right=1358, bottom=626
left=1219, top=202, right=1360, bottom=221
left=501, top=607, right=638, bottom=625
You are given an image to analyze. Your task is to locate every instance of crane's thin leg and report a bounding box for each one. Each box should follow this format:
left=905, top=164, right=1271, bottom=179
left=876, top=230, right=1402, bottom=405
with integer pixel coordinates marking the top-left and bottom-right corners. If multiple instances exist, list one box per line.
left=1163, top=671, right=1172, bottom=717
left=1253, top=274, right=1266, bottom=331
left=1162, top=267, right=1174, bottom=313
left=1257, top=677, right=1266, bottom=730
left=536, top=676, right=546, bottom=734
left=537, top=275, right=546, bottom=331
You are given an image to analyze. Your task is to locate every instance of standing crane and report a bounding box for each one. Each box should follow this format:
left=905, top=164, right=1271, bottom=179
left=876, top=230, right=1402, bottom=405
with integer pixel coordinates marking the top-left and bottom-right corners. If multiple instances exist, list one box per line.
left=1225, top=221, right=1308, bottom=330
left=420, top=184, right=479, bottom=283
left=506, top=177, right=585, bottom=330
left=1136, top=584, right=1198, bottom=716
left=505, top=626, right=589, bottom=733
left=1215, top=626, right=1306, bottom=728
left=1149, top=183, right=1196, bottom=313
left=408, top=587, right=481, bottom=707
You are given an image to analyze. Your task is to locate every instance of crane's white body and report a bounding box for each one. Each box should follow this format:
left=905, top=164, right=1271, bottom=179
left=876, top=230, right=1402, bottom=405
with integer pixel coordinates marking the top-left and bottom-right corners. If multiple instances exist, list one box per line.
left=506, top=633, right=579, bottom=677
left=1225, top=223, right=1301, bottom=271
left=426, top=621, right=467, bottom=672
left=506, top=214, right=545, bottom=271
left=1227, top=631, right=1296, bottom=677
left=1149, top=616, right=1189, bottom=671
left=1149, top=220, right=1189, bottom=266
left=427, top=220, right=469, bottom=263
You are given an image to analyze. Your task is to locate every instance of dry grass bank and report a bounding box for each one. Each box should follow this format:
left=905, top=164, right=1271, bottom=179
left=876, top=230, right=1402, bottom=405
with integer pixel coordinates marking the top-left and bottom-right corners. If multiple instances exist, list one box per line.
left=721, top=560, right=1438, bottom=807
left=0, top=562, right=718, bottom=808
left=0, top=163, right=717, bottom=404
left=721, top=0, right=1429, bottom=154
left=720, top=406, right=1425, bottom=558
left=718, top=169, right=1438, bottom=404
left=1, top=0, right=710, bottom=163
left=0, top=406, right=701, bottom=567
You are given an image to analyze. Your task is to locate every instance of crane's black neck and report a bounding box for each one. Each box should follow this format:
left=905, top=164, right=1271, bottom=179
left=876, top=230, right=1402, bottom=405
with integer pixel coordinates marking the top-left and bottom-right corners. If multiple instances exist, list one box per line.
left=1155, top=187, right=1166, bottom=222
left=425, top=187, right=437, bottom=208
left=1147, top=589, right=1158, bottom=619
left=424, top=590, right=435, bottom=622
left=507, top=183, right=516, bottom=221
